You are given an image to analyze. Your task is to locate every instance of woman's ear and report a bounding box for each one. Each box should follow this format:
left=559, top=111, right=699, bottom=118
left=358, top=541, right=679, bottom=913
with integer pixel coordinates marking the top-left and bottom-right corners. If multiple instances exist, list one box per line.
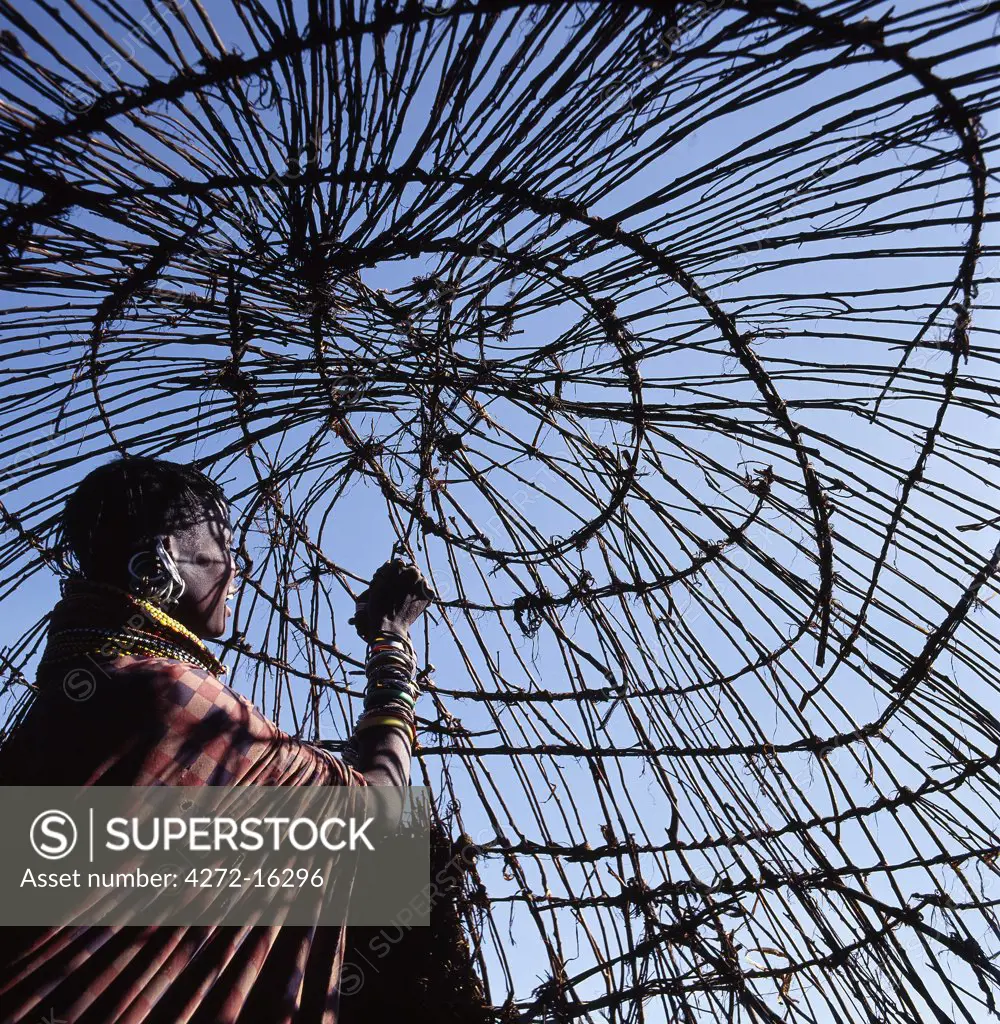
left=125, top=536, right=186, bottom=607
left=155, top=536, right=187, bottom=604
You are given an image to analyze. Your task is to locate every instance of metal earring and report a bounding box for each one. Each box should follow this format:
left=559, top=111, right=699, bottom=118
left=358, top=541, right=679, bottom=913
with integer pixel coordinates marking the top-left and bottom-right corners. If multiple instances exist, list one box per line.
left=155, top=537, right=187, bottom=607
left=127, top=537, right=186, bottom=607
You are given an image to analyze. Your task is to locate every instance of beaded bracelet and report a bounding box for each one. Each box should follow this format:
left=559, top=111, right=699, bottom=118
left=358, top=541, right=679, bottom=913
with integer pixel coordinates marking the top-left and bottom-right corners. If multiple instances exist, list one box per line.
left=367, top=639, right=414, bottom=656
left=353, top=629, right=421, bottom=750
left=365, top=661, right=415, bottom=682
left=364, top=691, right=417, bottom=713
left=365, top=669, right=415, bottom=686
left=367, top=644, right=412, bottom=658
left=367, top=640, right=414, bottom=659
left=341, top=703, right=417, bottom=764
left=365, top=678, right=419, bottom=697
left=364, top=633, right=419, bottom=706
left=354, top=714, right=416, bottom=746
left=357, top=702, right=416, bottom=730
left=364, top=688, right=415, bottom=704
left=357, top=698, right=413, bottom=720
left=367, top=676, right=414, bottom=691
left=367, top=640, right=413, bottom=656
left=357, top=700, right=416, bottom=723
left=365, top=658, right=415, bottom=678
left=367, top=659, right=413, bottom=672
left=365, top=646, right=415, bottom=674
left=366, top=692, right=416, bottom=706
left=366, top=652, right=413, bottom=667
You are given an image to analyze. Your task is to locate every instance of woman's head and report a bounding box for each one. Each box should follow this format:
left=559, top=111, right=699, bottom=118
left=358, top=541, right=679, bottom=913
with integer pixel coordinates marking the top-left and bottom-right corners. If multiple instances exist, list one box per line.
left=58, top=456, right=238, bottom=638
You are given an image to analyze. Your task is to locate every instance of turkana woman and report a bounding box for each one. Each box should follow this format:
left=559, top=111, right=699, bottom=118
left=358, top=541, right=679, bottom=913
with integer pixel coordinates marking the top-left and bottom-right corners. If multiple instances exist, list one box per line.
left=0, top=455, right=433, bottom=1023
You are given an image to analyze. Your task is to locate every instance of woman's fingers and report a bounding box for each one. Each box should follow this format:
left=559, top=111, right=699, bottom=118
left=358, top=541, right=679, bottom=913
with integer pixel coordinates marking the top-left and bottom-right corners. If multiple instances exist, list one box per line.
left=372, top=561, right=427, bottom=586
left=364, top=561, right=434, bottom=608
left=398, top=566, right=433, bottom=601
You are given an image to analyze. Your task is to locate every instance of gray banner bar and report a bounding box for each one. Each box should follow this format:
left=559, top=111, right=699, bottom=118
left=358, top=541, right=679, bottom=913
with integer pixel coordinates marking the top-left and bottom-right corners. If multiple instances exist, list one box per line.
left=0, top=786, right=431, bottom=926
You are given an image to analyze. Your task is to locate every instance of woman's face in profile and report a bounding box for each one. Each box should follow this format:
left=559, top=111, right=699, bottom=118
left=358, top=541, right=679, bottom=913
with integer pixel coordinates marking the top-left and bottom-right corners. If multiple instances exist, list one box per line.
left=166, top=500, right=238, bottom=638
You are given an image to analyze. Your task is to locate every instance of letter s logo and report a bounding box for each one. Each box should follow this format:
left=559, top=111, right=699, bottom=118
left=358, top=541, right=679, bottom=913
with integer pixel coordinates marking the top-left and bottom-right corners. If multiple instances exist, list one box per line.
left=30, top=810, right=78, bottom=860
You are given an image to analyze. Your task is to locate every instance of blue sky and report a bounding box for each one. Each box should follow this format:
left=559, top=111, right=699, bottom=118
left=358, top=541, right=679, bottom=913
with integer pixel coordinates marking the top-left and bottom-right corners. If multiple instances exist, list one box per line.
left=2, top=1, right=1000, bottom=1020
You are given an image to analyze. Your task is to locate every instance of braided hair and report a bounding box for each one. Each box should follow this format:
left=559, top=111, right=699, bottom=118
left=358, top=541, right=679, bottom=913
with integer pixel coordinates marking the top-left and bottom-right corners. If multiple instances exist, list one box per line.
left=55, top=456, right=228, bottom=581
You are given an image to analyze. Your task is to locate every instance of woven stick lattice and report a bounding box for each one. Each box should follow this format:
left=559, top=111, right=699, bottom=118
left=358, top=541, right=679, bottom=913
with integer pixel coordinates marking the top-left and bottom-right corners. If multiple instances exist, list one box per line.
left=2, top=1, right=1000, bottom=1020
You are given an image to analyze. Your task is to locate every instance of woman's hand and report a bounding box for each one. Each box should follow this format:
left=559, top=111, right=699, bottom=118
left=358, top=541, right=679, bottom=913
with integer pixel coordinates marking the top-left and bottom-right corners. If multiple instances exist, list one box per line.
left=349, top=558, right=435, bottom=642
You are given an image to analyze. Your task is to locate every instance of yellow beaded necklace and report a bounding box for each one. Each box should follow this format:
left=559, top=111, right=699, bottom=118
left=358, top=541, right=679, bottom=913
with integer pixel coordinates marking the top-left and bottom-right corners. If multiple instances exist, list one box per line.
left=41, top=577, right=227, bottom=677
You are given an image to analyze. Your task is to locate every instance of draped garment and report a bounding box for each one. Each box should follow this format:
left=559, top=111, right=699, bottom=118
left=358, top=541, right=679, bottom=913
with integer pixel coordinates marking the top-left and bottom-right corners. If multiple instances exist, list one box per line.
left=0, top=652, right=366, bottom=1024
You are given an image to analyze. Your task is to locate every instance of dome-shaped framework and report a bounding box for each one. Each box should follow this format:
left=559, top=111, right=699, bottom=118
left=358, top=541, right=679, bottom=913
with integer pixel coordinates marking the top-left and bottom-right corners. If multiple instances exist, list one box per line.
left=2, top=1, right=1000, bottom=1020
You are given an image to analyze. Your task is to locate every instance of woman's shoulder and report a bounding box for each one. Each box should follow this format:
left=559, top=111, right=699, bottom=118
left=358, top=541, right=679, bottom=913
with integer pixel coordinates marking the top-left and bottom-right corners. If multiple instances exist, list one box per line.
left=103, top=654, right=254, bottom=712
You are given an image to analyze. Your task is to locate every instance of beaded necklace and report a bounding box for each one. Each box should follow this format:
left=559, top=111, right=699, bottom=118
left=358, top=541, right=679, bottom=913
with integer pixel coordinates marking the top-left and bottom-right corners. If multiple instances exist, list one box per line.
left=39, top=576, right=227, bottom=677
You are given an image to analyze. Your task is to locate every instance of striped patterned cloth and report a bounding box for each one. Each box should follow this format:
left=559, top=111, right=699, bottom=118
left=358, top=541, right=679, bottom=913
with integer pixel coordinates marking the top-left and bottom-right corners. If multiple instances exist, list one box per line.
left=0, top=654, right=367, bottom=1023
